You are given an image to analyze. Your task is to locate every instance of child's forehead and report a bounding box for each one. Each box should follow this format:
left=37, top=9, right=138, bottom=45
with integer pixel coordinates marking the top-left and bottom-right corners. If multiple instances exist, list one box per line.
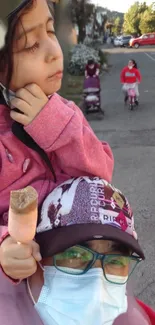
left=15, top=0, right=53, bottom=39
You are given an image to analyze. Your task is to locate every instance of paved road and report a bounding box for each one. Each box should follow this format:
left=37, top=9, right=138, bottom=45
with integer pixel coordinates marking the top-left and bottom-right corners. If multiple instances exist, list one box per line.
left=89, top=46, right=155, bottom=308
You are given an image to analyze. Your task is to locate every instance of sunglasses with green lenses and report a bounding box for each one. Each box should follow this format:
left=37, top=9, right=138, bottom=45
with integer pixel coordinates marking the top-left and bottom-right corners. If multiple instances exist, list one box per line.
left=53, top=245, right=142, bottom=285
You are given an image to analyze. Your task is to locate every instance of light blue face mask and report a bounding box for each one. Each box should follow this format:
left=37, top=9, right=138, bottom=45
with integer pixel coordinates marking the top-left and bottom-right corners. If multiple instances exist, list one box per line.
left=27, top=266, right=127, bottom=325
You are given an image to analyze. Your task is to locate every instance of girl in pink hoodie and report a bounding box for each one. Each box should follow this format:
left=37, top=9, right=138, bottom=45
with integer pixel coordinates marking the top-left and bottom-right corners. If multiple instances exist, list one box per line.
left=0, top=0, right=113, bottom=283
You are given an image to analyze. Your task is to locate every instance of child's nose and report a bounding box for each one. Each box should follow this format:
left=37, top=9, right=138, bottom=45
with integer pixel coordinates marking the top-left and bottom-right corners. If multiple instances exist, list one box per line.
left=45, top=52, right=55, bottom=63
left=44, top=41, right=56, bottom=63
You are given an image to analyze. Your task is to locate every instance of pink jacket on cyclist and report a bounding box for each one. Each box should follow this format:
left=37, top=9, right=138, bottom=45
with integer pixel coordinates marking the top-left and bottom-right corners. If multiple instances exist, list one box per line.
left=0, top=93, right=114, bottom=239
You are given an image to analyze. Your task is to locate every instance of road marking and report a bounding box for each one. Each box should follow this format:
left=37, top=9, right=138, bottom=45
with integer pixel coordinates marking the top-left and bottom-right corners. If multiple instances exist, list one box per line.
left=143, top=90, right=155, bottom=93
left=144, top=52, right=155, bottom=61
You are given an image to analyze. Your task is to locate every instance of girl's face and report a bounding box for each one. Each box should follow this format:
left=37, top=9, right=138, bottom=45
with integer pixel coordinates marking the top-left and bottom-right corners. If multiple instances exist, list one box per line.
left=89, top=64, right=95, bottom=69
left=9, top=0, right=63, bottom=95
left=128, top=60, right=133, bottom=69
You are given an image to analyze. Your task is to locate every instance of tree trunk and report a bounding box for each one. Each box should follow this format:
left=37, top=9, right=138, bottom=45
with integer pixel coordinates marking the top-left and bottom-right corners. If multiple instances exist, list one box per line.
left=78, top=22, right=86, bottom=43
left=77, top=0, right=86, bottom=43
left=54, top=0, right=72, bottom=92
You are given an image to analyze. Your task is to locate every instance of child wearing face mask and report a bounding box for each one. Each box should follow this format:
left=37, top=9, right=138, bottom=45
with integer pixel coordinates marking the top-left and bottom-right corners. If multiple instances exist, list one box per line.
left=0, top=0, right=114, bottom=282
left=120, top=59, right=141, bottom=105
left=1, top=176, right=154, bottom=325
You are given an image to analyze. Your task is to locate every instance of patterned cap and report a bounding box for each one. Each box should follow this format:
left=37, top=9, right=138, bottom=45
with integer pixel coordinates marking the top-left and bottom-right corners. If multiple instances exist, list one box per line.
left=36, top=177, right=144, bottom=259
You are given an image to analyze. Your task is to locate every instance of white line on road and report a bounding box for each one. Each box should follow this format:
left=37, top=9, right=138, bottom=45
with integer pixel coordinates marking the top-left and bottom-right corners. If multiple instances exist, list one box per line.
left=144, top=52, right=155, bottom=61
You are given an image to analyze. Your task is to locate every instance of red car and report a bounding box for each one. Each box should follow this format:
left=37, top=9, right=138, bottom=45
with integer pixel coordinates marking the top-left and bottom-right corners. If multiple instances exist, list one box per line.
left=130, top=33, right=155, bottom=48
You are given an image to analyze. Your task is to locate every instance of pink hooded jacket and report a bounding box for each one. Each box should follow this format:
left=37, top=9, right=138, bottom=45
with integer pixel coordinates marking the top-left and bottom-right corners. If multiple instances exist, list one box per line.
left=0, top=92, right=114, bottom=324
left=0, top=93, right=114, bottom=238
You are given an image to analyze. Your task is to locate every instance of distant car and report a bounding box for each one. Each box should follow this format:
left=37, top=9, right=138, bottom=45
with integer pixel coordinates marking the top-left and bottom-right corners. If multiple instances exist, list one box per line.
left=114, top=36, right=122, bottom=47
left=120, top=35, right=132, bottom=47
left=130, top=33, right=155, bottom=48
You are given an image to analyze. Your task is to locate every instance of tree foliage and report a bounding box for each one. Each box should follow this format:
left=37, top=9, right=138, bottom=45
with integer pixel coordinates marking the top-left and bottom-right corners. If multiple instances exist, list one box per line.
left=123, top=1, right=155, bottom=35
left=139, top=6, right=155, bottom=34
left=113, top=17, right=122, bottom=35
left=70, top=0, right=94, bottom=43
left=123, top=2, right=148, bottom=35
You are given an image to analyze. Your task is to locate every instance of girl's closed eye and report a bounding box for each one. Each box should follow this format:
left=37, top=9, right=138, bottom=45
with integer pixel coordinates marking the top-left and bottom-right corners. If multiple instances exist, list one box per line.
left=25, top=42, right=40, bottom=53
left=24, top=30, right=56, bottom=53
left=48, top=30, right=56, bottom=36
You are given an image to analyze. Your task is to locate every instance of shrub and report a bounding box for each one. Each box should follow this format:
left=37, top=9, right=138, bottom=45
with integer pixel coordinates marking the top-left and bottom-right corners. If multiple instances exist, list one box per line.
left=68, top=44, right=100, bottom=75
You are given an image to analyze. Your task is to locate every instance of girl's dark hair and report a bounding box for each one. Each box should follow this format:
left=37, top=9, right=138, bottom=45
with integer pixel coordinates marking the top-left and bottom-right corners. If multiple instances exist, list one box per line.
left=131, top=59, right=138, bottom=69
left=0, top=0, right=35, bottom=92
left=88, top=59, right=95, bottom=65
left=0, top=0, right=56, bottom=182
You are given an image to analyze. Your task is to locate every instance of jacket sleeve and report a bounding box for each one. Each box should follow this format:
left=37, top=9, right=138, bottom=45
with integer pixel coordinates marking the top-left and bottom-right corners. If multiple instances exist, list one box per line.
left=120, top=68, right=126, bottom=83
left=25, top=94, right=114, bottom=182
left=0, top=226, right=9, bottom=244
left=136, top=299, right=155, bottom=324
left=0, top=226, right=20, bottom=284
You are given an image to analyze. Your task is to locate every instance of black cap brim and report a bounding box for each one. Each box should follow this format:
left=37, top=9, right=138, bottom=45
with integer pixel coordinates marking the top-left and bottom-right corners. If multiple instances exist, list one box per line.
left=36, top=224, right=145, bottom=260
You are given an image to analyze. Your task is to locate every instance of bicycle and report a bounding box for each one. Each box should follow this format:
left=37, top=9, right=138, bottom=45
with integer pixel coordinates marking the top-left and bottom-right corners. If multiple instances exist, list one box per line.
left=127, top=87, right=136, bottom=110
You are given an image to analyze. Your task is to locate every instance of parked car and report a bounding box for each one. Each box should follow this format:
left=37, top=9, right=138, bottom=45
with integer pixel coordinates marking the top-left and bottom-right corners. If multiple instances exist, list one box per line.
left=120, top=35, right=132, bottom=47
left=114, top=36, right=122, bottom=47
left=130, top=33, right=155, bottom=48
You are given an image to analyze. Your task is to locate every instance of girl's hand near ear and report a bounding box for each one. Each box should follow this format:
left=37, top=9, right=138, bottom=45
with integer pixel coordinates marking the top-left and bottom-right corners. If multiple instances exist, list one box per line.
left=10, top=84, right=48, bottom=126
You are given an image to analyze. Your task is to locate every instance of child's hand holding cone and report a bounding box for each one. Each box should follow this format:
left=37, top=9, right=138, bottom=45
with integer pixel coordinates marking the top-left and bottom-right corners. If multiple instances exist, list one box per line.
left=0, top=186, right=42, bottom=280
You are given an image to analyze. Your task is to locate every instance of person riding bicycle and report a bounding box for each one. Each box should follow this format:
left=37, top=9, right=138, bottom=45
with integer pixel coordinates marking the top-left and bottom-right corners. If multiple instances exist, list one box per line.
left=120, top=59, right=141, bottom=105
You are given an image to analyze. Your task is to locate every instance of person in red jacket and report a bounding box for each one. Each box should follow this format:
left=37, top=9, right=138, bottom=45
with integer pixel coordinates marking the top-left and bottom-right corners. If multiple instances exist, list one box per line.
left=120, top=59, right=141, bottom=105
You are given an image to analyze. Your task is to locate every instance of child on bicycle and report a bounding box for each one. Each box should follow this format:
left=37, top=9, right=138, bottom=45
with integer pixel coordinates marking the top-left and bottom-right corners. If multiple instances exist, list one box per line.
left=120, top=59, right=141, bottom=105
left=0, top=0, right=114, bottom=281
